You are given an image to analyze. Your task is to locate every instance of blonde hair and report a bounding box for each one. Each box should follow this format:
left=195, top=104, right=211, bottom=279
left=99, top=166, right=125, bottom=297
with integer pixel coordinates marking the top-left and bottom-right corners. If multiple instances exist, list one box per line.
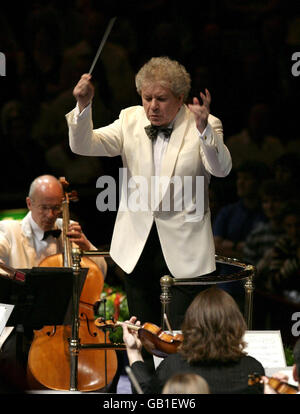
left=162, top=373, right=210, bottom=394
left=135, top=56, right=191, bottom=100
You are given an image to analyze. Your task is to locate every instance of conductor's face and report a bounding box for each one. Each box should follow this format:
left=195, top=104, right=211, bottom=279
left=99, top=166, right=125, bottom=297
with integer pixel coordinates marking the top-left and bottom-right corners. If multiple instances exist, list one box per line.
left=141, top=82, right=184, bottom=127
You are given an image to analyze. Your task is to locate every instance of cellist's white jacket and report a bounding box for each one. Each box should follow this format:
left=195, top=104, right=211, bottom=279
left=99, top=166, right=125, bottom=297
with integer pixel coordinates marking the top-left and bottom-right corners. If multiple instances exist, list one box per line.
left=66, top=104, right=232, bottom=278
left=0, top=212, right=107, bottom=276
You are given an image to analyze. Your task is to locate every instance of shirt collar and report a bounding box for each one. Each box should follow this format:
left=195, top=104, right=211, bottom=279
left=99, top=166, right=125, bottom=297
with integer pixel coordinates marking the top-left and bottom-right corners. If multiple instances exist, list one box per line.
left=28, top=213, right=45, bottom=241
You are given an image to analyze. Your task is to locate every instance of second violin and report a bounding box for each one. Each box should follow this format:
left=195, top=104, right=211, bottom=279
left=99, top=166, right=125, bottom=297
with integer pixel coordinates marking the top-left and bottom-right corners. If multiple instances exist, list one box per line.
left=248, top=373, right=298, bottom=394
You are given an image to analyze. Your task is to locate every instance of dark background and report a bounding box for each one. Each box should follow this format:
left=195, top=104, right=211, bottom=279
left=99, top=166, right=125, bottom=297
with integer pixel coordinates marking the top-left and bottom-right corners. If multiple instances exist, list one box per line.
left=0, top=0, right=299, bottom=246
left=1, top=1, right=300, bottom=347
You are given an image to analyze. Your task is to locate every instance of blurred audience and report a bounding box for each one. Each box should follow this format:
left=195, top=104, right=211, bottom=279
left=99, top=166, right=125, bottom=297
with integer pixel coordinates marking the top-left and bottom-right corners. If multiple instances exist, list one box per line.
left=225, top=103, right=285, bottom=169
left=256, top=201, right=300, bottom=297
left=213, top=161, right=269, bottom=259
left=243, top=179, right=290, bottom=266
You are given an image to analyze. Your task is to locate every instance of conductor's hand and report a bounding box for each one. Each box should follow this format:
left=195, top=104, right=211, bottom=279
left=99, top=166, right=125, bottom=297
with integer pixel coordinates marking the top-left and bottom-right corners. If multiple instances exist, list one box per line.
left=188, top=89, right=211, bottom=134
left=73, top=74, right=94, bottom=112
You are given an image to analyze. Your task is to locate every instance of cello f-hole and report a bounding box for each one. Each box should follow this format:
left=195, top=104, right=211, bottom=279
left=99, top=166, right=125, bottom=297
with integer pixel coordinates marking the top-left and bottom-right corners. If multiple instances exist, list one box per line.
left=80, top=312, right=98, bottom=338
left=46, top=326, right=56, bottom=337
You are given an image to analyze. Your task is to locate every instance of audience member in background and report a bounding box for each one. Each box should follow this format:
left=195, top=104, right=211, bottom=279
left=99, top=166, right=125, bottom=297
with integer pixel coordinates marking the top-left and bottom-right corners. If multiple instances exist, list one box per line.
left=0, top=101, right=47, bottom=206
left=122, top=287, right=265, bottom=394
left=225, top=103, right=284, bottom=169
left=213, top=161, right=269, bottom=260
left=243, top=179, right=289, bottom=266
left=256, top=201, right=300, bottom=296
left=273, top=152, right=300, bottom=188
left=162, top=373, right=210, bottom=394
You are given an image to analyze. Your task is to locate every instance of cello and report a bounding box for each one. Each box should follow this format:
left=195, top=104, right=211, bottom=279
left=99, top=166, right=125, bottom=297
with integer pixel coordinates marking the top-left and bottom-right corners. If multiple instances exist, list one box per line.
left=27, top=178, right=118, bottom=391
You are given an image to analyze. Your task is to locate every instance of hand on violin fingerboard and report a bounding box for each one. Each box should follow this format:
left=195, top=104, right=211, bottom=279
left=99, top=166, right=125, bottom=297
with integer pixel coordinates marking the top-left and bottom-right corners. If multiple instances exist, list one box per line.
left=122, top=317, right=144, bottom=365
left=262, top=373, right=290, bottom=394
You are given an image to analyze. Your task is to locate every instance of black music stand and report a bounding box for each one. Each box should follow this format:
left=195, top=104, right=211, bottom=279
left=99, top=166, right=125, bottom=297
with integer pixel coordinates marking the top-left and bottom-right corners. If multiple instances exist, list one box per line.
left=0, top=267, right=87, bottom=366
left=0, top=267, right=87, bottom=327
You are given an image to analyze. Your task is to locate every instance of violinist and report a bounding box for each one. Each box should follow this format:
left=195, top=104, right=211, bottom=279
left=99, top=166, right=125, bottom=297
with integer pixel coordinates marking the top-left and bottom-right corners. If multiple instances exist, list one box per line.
left=0, top=174, right=107, bottom=375
left=263, top=339, right=300, bottom=394
left=122, top=286, right=265, bottom=394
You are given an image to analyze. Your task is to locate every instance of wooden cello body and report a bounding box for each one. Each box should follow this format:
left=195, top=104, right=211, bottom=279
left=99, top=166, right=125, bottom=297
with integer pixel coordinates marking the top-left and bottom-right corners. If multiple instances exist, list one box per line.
left=27, top=178, right=117, bottom=392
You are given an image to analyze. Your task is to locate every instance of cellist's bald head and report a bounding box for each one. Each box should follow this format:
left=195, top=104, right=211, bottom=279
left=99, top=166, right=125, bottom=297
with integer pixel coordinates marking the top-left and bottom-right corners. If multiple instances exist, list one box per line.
left=26, top=175, right=63, bottom=231
left=28, top=175, right=63, bottom=199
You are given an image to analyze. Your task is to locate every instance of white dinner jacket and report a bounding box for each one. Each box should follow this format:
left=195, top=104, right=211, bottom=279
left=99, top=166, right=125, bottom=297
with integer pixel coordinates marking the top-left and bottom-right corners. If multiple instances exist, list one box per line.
left=66, top=104, right=232, bottom=278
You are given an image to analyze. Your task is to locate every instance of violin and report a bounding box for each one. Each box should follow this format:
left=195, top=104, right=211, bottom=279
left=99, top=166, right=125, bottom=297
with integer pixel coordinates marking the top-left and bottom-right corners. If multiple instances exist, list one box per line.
left=248, top=373, right=298, bottom=394
left=95, top=318, right=183, bottom=358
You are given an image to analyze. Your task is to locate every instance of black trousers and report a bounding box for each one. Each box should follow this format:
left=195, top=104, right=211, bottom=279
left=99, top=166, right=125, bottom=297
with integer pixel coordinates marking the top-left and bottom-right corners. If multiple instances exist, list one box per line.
left=123, top=223, right=215, bottom=383
left=123, top=223, right=212, bottom=338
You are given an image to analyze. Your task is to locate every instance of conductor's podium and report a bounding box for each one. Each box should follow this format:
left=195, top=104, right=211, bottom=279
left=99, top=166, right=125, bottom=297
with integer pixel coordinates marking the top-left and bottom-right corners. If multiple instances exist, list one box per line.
left=160, top=255, right=255, bottom=330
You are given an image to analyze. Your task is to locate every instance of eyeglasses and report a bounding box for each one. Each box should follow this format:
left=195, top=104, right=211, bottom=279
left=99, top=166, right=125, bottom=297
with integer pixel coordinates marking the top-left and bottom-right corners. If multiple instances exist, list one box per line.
left=31, top=201, right=62, bottom=213
left=37, top=205, right=62, bottom=213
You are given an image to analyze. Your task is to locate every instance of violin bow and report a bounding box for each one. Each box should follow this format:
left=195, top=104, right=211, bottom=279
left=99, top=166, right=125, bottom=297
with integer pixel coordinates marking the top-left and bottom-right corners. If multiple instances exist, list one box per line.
left=125, top=366, right=144, bottom=394
left=164, top=313, right=173, bottom=333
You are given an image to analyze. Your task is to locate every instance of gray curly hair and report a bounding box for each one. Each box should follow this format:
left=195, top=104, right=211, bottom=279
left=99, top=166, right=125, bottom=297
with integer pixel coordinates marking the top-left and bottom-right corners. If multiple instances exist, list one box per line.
left=135, top=56, right=191, bottom=101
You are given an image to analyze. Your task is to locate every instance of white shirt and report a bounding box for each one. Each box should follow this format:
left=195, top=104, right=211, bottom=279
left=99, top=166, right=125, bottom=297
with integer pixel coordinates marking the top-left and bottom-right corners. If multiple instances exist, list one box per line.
left=28, top=214, right=61, bottom=263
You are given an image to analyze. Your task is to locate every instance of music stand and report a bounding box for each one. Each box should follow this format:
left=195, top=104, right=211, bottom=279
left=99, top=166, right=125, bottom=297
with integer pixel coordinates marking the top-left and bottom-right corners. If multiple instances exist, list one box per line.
left=0, top=266, right=88, bottom=369
left=0, top=267, right=87, bottom=328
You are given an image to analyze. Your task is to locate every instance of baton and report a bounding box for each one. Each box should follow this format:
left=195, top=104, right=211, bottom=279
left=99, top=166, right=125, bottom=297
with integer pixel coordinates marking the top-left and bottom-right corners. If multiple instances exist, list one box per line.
left=88, top=16, right=117, bottom=74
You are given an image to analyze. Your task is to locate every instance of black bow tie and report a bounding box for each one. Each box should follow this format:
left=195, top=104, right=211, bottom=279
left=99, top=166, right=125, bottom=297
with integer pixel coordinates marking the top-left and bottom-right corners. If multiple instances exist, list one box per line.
left=144, top=125, right=173, bottom=140
left=43, top=229, right=61, bottom=240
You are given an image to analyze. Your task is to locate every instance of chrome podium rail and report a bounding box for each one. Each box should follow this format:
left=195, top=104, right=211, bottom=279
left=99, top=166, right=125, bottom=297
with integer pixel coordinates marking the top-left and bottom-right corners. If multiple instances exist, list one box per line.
left=160, top=255, right=255, bottom=330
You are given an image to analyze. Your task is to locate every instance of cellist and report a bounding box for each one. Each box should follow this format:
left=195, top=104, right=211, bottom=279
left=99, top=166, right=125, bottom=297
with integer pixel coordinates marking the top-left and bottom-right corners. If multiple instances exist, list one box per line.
left=0, top=174, right=107, bottom=379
